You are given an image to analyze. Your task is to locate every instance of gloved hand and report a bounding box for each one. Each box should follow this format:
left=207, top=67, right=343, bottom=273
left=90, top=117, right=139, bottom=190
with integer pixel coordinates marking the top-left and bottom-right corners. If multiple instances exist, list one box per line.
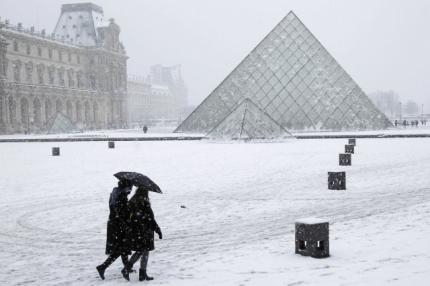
left=155, top=227, right=163, bottom=239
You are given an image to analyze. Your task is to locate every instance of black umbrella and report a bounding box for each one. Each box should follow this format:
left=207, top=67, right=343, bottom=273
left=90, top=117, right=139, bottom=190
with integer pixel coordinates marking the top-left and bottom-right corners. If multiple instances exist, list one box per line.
left=114, top=171, right=162, bottom=193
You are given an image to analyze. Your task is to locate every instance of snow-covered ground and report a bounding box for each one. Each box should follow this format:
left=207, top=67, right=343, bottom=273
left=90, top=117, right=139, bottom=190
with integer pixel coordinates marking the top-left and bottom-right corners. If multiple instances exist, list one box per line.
left=0, top=126, right=199, bottom=140
left=0, top=138, right=429, bottom=285
left=1, top=126, right=430, bottom=141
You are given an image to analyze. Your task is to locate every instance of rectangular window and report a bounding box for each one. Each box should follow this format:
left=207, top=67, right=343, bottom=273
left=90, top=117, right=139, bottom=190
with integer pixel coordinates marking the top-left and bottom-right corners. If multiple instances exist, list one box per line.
left=59, top=51, right=63, bottom=61
left=38, top=47, right=42, bottom=57
left=26, top=44, right=31, bottom=55
left=48, top=49, right=53, bottom=59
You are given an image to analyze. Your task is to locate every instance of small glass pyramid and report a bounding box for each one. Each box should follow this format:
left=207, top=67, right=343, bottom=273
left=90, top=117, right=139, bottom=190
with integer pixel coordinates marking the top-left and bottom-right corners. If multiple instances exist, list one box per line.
left=176, top=11, right=391, bottom=133
left=46, top=112, right=80, bottom=134
left=207, top=98, right=294, bottom=140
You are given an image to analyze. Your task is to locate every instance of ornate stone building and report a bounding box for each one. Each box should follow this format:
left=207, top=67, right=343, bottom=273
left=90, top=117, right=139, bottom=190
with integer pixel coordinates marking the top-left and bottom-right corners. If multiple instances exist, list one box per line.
left=0, top=3, right=128, bottom=134
left=127, top=65, right=188, bottom=126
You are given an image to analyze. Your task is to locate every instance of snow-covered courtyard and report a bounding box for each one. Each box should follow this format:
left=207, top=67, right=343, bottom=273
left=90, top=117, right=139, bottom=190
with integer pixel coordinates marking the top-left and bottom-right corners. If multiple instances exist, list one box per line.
left=1, top=138, right=430, bottom=285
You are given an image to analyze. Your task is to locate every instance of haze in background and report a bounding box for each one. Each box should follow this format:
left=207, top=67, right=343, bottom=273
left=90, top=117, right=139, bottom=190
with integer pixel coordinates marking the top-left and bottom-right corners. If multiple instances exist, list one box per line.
left=1, top=0, right=429, bottom=110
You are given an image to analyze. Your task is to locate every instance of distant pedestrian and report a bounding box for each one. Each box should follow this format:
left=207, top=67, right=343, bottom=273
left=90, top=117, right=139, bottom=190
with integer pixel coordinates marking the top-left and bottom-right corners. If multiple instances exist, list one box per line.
left=96, top=179, right=133, bottom=280
left=143, top=125, right=148, bottom=134
left=394, top=120, right=398, bottom=127
left=122, top=188, right=162, bottom=281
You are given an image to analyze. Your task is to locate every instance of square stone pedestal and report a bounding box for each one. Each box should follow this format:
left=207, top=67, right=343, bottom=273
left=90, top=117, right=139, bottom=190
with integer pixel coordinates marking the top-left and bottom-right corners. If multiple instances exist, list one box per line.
left=328, top=171, right=346, bottom=190
left=295, top=218, right=329, bottom=258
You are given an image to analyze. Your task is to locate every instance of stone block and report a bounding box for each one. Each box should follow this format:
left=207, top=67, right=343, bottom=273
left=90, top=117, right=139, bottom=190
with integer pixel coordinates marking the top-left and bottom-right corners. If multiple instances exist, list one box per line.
left=339, top=153, right=351, bottom=166
left=345, top=144, right=354, bottom=154
left=295, top=218, right=329, bottom=258
left=52, top=147, right=60, bottom=156
left=328, top=171, right=346, bottom=190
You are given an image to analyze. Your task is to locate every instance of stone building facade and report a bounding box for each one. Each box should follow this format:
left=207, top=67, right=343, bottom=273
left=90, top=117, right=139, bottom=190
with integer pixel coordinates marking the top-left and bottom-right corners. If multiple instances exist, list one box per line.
left=0, top=3, right=128, bottom=134
left=127, top=65, right=188, bottom=126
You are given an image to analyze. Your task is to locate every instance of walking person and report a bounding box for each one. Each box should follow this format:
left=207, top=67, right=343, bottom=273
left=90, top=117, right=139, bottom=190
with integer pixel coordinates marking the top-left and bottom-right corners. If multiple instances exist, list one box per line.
left=122, top=188, right=162, bottom=281
left=96, top=179, right=133, bottom=280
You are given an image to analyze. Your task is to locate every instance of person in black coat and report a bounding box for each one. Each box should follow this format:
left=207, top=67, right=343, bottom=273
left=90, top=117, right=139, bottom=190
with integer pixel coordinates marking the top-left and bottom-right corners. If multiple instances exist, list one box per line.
left=122, top=188, right=162, bottom=281
left=96, top=179, right=133, bottom=280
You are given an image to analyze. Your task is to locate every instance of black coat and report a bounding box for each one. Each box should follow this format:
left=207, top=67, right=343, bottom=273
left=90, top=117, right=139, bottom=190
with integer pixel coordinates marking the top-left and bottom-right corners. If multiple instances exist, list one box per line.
left=129, top=195, right=160, bottom=252
left=105, top=187, right=131, bottom=255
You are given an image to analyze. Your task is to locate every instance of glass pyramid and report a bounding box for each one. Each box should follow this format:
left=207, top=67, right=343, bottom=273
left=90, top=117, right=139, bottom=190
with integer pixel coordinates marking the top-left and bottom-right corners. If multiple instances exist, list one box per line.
left=46, top=112, right=80, bottom=134
left=207, top=98, right=294, bottom=140
left=175, top=11, right=392, bottom=133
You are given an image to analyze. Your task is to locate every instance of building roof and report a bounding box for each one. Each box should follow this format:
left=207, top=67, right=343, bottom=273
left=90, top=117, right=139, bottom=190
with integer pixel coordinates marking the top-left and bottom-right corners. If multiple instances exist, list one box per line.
left=53, top=2, right=108, bottom=46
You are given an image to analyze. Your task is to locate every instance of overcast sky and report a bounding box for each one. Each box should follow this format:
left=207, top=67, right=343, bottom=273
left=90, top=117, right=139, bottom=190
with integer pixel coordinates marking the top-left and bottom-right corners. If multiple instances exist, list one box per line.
left=1, top=0, right=429, bottom=110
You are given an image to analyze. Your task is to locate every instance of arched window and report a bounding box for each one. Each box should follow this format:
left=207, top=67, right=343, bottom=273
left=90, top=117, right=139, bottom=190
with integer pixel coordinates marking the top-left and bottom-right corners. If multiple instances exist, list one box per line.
left=8, top=96, right=16, bottom=124
left=76, top=101, right=82, bottom=122
left=66, top=100, right=73, bottom=119
left=0, top=96, right=3, bottom=123
left=56, top=99, right=63, bottom=114
left=33, top=98, right=41, bottom=125
left=93, top=102, right=99, bottom=123
left=20, top=97, right=29, bottom=124
left=45, top=100, right=52, bottom=121
left=84, top=101, right=91, bottom=123
left=13, top=41, right=18, bottom=52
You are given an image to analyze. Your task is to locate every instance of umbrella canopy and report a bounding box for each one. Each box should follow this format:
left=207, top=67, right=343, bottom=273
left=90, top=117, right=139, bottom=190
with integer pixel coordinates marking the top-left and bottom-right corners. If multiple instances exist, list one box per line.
left=114, top=172, right=162, bottom=193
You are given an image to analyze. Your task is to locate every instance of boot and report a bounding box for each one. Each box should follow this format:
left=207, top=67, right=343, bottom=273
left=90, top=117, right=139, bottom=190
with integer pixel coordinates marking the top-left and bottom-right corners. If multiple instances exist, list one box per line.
left=139, top=269, right=154, bottom=281
left=121, top=267, right=130, bottom=281
left=96, top=265, right=106, bottom=280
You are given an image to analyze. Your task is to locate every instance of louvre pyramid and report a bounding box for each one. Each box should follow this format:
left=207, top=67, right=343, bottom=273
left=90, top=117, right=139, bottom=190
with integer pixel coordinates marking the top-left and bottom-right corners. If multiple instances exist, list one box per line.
left=207, top=98, right=293, bottom=140
left=175, top=11, right=391, bottom=133
left=46, top=112, right=80, bottom=134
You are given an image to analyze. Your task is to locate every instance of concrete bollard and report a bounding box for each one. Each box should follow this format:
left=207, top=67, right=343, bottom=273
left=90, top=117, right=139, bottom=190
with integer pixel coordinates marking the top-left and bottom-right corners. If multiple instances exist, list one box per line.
left=348, top=138, right=356, bottom=146
left=295, top=218, right=330, bottom=258
left=108, top=141, right=115, bottom=149
left=328, top=172, right=346, bottom=190
left=52, top=147, right=60, bottom=156
left=339, top=153, right=351, bottom=166
left=345, top=144, right=354, bottom=154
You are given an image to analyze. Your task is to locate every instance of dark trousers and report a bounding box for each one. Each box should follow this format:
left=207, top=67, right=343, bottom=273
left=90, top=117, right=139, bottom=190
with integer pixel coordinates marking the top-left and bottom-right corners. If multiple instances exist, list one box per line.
left=128, top=251, right=149, bottom=270
left=99, top=253, right=128, bottom=269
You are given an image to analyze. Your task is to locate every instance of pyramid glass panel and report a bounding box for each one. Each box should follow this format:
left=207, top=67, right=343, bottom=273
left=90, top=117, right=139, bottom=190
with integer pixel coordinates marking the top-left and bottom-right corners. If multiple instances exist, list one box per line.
left=207, top=99, right=294, bottom=140
left=175, top=11, right=392, bottom=134
left=46, top=112, right=80, bottom=134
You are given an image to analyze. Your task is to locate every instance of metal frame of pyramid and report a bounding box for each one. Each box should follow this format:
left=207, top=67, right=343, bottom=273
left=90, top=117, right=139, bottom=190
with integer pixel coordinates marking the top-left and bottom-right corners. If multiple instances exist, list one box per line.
left=207, top=98, right=294, bottom=140
left=175, top=11, right=392, bottom=133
